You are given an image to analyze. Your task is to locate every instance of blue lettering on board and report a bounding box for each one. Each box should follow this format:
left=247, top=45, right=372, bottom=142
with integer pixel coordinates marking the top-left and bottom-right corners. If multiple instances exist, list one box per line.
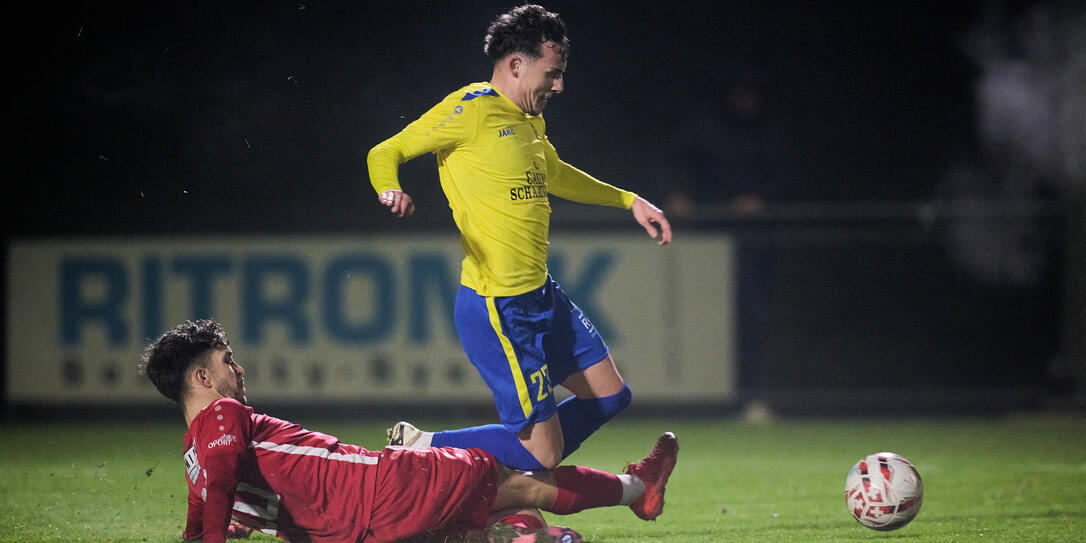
left=61, top=257, right=129, bottom=346
left=56, top=248, right=619, bottom=348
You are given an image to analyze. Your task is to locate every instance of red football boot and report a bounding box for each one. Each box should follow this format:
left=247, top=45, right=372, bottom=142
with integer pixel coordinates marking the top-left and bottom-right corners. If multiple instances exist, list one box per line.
left=625, top=432, right=679, bottom=521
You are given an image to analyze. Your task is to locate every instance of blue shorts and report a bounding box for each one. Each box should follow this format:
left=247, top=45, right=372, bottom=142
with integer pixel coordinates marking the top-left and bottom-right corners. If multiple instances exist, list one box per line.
left=455, top=276, right=610, bottom=432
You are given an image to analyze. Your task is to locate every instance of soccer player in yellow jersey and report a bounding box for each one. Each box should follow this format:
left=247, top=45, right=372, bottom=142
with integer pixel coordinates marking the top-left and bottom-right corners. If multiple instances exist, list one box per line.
left=367, top=4, right=672, bottom=472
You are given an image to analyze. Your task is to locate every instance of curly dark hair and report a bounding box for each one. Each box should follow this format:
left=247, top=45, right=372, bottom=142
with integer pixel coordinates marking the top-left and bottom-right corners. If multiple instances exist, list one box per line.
left=484, top=4, right=570, bottom=62
left=139, top=319, right=230, bottom=403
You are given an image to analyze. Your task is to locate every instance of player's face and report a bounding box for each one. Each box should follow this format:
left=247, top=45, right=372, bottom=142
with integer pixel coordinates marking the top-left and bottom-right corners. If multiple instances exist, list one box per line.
left=518, top=41, right=566, bottom=115
left=207, top=346, right=247, bottom=404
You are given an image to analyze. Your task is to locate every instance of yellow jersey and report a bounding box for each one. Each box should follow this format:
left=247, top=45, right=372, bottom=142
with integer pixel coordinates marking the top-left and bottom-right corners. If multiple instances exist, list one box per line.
left=367, top=82, right=637, bottom=297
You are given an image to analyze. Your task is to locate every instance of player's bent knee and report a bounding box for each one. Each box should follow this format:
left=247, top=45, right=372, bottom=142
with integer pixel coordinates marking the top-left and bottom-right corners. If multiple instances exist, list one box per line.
left=533, top=446, right=564, bottom=470
left=518, top=421, right=565, bottom=470
left=539, top=457, right=562, bottom=470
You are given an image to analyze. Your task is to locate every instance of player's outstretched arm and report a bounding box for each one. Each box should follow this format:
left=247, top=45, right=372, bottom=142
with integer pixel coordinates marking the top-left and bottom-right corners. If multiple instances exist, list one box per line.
left=631, top=197, right=672, bottom=245
left=368, top=92, right=480, bottom=220
left=378, top=189, right=415, bottom=218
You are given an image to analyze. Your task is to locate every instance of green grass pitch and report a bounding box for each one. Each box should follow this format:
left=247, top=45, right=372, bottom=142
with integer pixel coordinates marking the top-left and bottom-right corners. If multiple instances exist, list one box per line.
left=1, top=415, right=1083, bottom=542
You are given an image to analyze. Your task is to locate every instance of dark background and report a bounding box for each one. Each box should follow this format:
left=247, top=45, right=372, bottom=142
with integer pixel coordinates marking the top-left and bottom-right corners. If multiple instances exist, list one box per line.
left=9, top=0, right=980, bottom=233
left=6, top=0, right=1081, bottom=415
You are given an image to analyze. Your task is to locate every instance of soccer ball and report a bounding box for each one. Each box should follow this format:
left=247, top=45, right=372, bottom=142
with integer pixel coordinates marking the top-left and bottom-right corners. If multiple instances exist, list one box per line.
left=845, top=452, right=923, bottom=531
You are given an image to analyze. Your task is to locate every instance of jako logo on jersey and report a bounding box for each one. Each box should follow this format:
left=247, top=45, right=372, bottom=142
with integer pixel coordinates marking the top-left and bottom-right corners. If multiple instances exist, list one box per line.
left=498, top=128, right=515, bottom=137
left=208, top=433, right=238, bottom=449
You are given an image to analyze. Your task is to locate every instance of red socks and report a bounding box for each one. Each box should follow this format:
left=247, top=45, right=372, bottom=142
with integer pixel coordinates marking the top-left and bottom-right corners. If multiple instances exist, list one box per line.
left=548, top=466, right=624, bottom=515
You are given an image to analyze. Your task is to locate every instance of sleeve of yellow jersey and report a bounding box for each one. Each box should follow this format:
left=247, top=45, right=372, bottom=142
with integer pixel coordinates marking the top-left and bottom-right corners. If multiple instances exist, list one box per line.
left=367, top=95, right=478, bottom=194
left=543, top=135, right=638, bottom=209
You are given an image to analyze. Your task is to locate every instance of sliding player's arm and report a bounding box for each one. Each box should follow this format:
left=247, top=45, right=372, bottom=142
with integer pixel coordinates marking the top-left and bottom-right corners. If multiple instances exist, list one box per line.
left=367, top=96, right=478, bottom=217
left=544, top=138, right=672, bottom=244
left=183, top=400, right=249, bottom=543
left=182, top=454, right=240, bottom=543
left=183, top=487, right=206, bottom=541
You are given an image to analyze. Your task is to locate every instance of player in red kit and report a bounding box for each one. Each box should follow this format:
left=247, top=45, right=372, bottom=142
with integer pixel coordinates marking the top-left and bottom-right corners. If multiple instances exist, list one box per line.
left=141, top=320, right=678, bottom=543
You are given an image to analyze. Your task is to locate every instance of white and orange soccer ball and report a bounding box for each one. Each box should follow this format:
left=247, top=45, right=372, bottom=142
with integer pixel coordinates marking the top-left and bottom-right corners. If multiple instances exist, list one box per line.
left=845, top=452, right=923, bottom=531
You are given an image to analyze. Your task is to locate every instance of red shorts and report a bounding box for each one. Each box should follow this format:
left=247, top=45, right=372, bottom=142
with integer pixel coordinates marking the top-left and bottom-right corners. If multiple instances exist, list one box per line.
left=366, top=446, right=499, bottom=542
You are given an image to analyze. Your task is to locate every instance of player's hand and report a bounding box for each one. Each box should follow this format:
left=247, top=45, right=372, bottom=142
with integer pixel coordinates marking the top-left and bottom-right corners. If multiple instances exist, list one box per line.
left=379, top=190, right=415, bottom=218
left=227, top=523, right=253, bottom=539
left=631, top=196, right=672, bottom=245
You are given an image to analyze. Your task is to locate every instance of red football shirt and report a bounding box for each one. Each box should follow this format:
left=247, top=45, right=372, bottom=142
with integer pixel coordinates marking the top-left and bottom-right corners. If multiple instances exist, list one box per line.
left=182, top=398, right=380, bottom=543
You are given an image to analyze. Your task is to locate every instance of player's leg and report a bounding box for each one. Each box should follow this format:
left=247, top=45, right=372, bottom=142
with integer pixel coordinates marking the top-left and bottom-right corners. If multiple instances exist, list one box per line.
left=418, top=279, right=631, bottom=466
left=417, top=283, right=567, bottom=469
left=542, top=280, right=632, bottom=460
left=394, top=418, right=563, bottom=471
left=367, top=447, right=501, bottom=542
left=391, top=279, right=629, bottom=468
left=370, top=447, right=582, bottom=543
left=428, top=318, right=631, bottom=470
left=554, top=354, right=631, bottom=459
left=491, top=431, right=679, bottom=521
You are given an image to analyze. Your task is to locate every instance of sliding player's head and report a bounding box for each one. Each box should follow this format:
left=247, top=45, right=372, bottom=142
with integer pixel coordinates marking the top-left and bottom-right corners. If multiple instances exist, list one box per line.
left=140, top=319, right=243, bottom=404
left=485, top=4, right=569, bottom=115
